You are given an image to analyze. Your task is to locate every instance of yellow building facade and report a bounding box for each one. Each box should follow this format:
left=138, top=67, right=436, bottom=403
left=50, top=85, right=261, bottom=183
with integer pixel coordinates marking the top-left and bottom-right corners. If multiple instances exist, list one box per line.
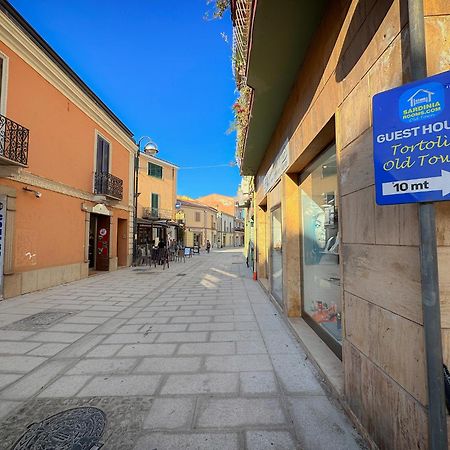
left=177, top=199, right=217, bottom=248
left=137, top=150, right=179, bottom=245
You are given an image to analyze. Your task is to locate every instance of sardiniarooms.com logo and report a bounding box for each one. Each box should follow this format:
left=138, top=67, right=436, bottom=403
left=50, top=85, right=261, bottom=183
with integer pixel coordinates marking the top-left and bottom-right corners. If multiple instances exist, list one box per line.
left=399, top=81, right=444, bottom=123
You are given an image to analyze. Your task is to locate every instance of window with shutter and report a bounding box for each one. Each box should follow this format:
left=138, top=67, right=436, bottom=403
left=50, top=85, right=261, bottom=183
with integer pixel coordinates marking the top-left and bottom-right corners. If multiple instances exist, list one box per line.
left=148, top=163, right=163, bottom=179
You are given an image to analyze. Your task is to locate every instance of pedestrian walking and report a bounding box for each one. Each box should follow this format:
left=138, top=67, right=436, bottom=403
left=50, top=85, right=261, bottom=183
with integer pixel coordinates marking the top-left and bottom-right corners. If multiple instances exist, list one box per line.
left=206, top=239, right=211, bottom=253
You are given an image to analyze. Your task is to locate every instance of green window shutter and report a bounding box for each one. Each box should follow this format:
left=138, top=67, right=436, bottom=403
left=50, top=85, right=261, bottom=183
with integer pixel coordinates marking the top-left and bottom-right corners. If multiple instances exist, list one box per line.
left=148, top=163, right=163, bottom=179
left=151, top=193, right=159, bottom=209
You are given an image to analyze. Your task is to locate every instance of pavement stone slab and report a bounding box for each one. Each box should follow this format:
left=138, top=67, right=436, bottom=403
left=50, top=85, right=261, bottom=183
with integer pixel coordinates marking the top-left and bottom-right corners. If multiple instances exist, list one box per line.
left=103, top=333, right=157, bottom=344
left=205, top=354, right=272, bottom=372
left=134, top=357, right=202, bottom=373
left=117, top=343, right=177, bottom=357
left=143, top=397, right=195, bottom=430
left=0, top=355, right=47, bottom=373
left=0, top=341, right=41, bottom=354
left=156, top=332, right=208, bottom=343
left=177, top=342, right=235, bottom=355
left=68, top=358, right=138, bottom=375
left=196, top=398, right=286, bottom=428
left=245, top=431, right=297, bottom=450
left=287, top=396, right=364, bottom=450
left=240, top=371, right=279, bottom=395
left=77, top=375, right=161, bottom=397
left=133, top=432, right=239, bottom=450
left=161, top=373, right=239, bottom=395
left=37, top=375, right=92, bottom=397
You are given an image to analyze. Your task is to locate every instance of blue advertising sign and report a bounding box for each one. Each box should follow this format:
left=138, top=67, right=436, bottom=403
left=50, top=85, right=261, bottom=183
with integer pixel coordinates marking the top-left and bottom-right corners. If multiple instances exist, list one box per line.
left=373, top=70, right=450, bottom=205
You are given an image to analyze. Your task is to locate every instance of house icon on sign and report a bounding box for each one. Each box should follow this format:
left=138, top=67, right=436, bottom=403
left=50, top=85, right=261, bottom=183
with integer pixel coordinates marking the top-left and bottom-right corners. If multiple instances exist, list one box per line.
left=407, top=89, right=434, bottom=107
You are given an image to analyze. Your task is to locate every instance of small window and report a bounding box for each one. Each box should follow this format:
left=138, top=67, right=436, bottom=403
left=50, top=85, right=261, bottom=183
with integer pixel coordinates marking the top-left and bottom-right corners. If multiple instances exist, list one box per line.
left=151, top=193, right=159, bottom=209
left=195, top=212, right=201, bottom=222
left=148, top=162, right=163, bottom=179
left=0, top=53, right=8, bottom=115
left=96, top=135, right=110, bottom=173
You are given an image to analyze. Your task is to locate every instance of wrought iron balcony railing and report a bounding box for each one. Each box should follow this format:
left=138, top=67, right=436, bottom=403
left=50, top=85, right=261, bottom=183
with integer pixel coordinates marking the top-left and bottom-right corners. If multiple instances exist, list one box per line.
left=142, top=207, right=174, bottom=220
left=0, top=113, right=29, bottom=166
left=93, top=171, right=123, bottom=200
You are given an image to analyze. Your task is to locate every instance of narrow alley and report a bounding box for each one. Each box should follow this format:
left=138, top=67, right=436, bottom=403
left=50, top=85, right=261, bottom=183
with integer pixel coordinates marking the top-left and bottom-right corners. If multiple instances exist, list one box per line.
left=0, top=250, right=364, bottom=449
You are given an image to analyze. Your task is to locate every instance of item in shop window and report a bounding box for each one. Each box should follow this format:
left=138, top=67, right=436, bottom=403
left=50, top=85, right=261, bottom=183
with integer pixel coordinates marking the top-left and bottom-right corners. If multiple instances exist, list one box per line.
left=336, top=313, right=342, bottom=330
left=317, top=301, right=323, bottom=311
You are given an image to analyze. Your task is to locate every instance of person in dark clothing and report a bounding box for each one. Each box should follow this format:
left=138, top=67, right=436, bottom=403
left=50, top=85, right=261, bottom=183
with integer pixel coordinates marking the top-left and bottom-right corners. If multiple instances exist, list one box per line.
left=206, top=240, right=211, bottom=253
left=158, top=240, right=165, bottom=249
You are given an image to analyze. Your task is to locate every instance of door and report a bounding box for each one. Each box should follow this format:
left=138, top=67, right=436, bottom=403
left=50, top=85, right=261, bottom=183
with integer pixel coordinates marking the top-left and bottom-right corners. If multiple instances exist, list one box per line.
left=88, top=215, right=97, bottom=269
left=270, top=206, right=283, bottom=306
left=96, top=215, right=110, bottom=271
left=151, top=193, right=159, bottom=217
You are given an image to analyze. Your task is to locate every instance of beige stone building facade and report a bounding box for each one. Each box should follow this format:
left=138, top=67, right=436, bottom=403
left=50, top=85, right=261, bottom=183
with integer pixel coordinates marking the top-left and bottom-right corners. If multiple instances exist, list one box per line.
left=177, top=198, right=217, bottom=248
left=232, top=0, right=450, bottom=448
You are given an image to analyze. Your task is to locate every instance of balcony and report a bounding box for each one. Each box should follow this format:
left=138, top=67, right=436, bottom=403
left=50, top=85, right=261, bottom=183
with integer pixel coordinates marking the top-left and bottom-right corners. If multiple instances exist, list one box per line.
left=93, top=171, right=123, bottom=200
left=142, top=207, right=173, bottom=220
left=0, top=114, right=29, bottom=166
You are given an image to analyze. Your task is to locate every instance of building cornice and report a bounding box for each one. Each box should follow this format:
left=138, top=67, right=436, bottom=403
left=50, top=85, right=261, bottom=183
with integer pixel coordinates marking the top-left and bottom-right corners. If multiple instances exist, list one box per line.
left=140, top=152, right=179, bottom=169
left=0, top=168, right=132, bottom=212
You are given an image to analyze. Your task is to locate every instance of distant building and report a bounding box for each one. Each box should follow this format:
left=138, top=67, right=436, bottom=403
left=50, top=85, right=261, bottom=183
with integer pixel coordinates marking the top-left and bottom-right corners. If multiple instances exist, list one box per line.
left=196, top=193, right=244, bottom=247
left=176, top=198, right=217, bottom=248
left=137, top=147, right=179, bottom=246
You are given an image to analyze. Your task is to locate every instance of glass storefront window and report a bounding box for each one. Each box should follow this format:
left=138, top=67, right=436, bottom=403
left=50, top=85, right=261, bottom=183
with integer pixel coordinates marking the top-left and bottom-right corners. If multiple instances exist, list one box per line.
left=300, top=144, right=341, bottom=357
left=271, top=206, right=283, bottom=306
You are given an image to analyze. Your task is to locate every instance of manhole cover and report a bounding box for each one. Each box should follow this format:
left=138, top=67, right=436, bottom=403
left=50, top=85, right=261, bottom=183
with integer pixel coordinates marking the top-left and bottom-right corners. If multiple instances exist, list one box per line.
left=2, top=311, right=76, bottom=331
left=12, top=407, right=106, bottom=450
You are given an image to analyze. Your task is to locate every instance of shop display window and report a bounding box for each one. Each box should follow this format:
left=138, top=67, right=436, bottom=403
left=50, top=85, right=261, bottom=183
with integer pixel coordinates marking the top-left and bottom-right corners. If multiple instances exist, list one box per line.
left=300, top=144, right=341, bottom=357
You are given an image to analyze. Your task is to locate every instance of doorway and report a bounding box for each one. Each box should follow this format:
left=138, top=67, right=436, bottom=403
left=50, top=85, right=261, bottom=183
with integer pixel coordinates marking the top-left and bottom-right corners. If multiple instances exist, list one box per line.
left=270, top=206, right=283, bottom=306
left=88, top=213, right=110, bottom=271
left=117, top=218, right=127, bottom=267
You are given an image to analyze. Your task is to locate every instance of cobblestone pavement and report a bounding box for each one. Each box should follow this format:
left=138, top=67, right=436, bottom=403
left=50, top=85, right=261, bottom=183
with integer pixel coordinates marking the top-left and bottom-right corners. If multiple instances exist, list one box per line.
left=0, top=249, right=365, bottom=450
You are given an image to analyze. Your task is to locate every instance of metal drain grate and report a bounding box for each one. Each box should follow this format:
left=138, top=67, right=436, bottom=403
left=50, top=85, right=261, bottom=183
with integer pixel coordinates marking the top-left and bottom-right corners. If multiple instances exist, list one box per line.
left=12, top=407, right=107, bottom=450
left=2, top=311, right=77, bottom=331
left=176, top=273, right=186, bottom=276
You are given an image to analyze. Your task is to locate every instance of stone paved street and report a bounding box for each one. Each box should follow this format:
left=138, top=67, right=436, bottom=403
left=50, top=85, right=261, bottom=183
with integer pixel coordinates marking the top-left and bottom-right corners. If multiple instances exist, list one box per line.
left=0, top=250, right=365, bottom=449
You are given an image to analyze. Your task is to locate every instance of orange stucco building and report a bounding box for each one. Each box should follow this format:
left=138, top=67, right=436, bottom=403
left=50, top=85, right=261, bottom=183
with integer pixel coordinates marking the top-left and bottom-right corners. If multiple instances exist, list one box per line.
left=0, top=2, right=135, bottom=298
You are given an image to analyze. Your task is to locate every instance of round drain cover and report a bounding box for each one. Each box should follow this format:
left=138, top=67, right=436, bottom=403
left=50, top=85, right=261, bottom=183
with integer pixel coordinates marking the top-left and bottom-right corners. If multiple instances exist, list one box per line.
left=12, top=407, right=107, bottom=450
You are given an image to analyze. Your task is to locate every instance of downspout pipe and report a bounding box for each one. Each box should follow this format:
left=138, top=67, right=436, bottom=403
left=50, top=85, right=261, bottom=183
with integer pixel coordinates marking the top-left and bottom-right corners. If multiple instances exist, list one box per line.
left=407, top=1, right=448, bottom=448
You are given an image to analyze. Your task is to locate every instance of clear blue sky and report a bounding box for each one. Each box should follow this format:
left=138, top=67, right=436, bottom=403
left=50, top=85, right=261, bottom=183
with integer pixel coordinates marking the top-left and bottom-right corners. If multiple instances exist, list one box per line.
left=9, top=0, right=240, bottom=198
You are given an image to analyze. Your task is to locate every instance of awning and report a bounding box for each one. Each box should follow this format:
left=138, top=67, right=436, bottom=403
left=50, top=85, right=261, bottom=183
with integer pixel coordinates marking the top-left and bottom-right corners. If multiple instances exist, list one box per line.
left=242, top=0, right=327, bottom=175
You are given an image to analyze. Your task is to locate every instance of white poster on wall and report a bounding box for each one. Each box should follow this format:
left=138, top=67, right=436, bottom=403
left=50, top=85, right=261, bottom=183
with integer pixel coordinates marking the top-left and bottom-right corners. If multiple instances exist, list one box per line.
left=0, top=195, right=5, bottom=298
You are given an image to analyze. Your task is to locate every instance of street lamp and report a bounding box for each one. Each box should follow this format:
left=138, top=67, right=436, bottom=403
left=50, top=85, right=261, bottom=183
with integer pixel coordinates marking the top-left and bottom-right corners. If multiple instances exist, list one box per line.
left=133, top=136, right=158, bottom=266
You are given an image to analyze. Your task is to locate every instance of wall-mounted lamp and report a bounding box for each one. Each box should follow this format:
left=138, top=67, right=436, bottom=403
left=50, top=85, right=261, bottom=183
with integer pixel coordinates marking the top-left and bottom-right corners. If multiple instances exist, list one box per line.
left=23, top=186, right=42, bottom=198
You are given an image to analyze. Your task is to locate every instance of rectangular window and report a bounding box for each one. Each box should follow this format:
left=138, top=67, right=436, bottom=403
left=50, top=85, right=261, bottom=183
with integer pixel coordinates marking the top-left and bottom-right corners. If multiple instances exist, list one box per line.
left=96, top=135, right=110, bottom=173
left=0, top=57, right=3, bottom=112
left=195, top=212, right=201, bottom=222
left=151, top=193, right=159, bottom=216
left=148, top=162, right=163, bottom=179
left=300, top=143, right=341, bottom=358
